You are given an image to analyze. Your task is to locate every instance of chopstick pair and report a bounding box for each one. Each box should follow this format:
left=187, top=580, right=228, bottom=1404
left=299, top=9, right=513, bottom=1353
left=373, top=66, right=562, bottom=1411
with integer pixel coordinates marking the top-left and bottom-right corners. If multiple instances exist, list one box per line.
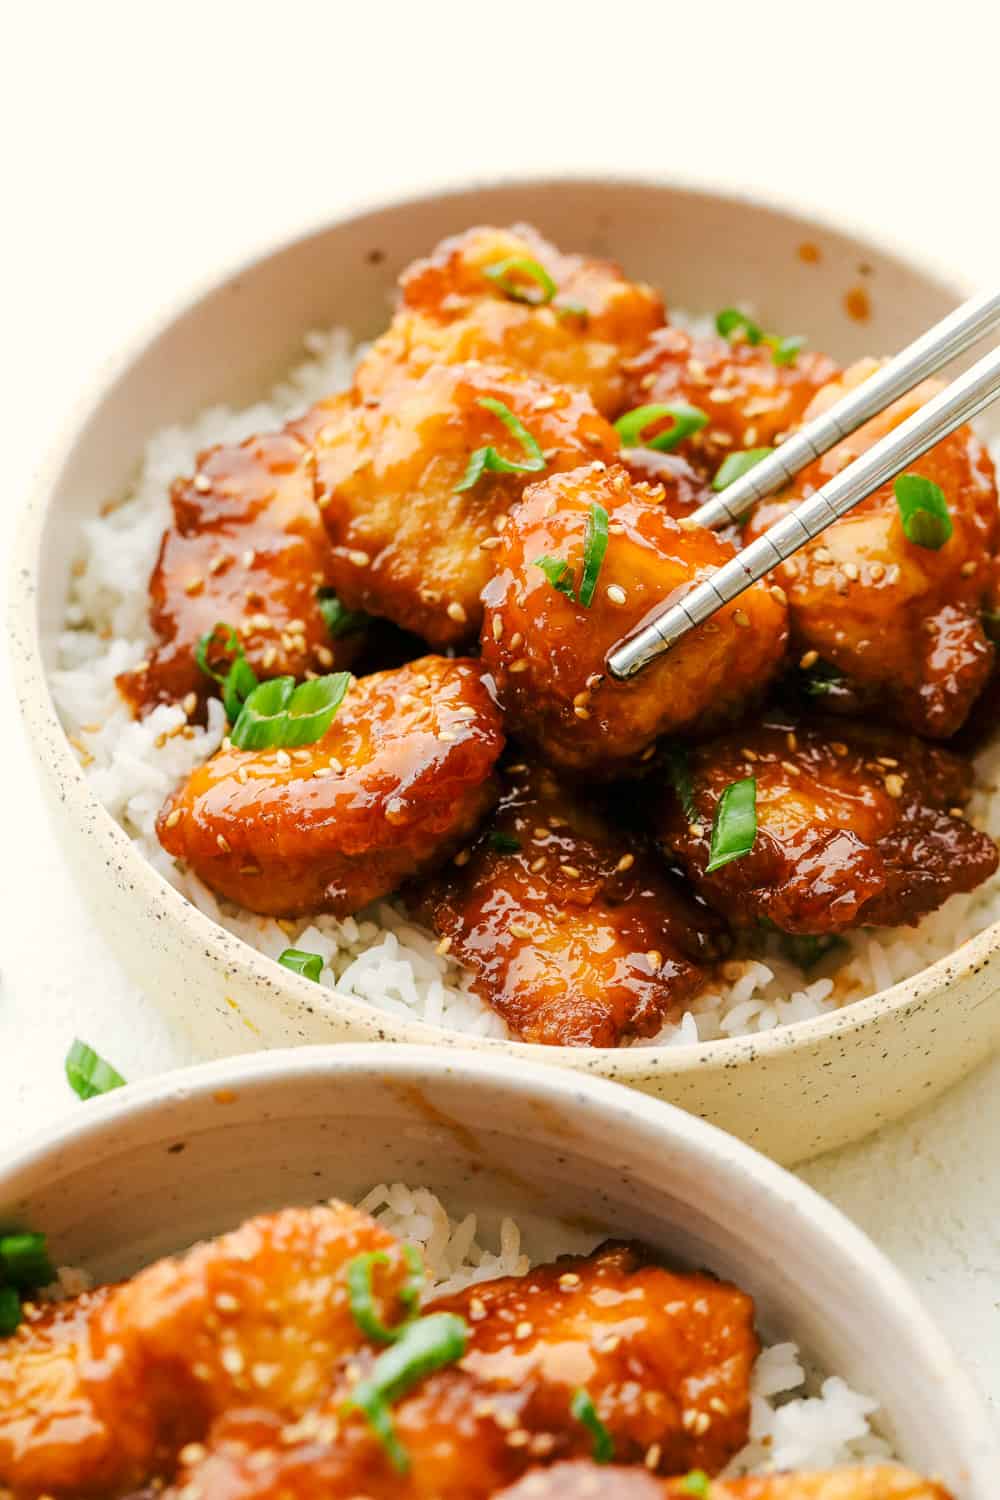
left=607, top=288, right=1000, bottom=680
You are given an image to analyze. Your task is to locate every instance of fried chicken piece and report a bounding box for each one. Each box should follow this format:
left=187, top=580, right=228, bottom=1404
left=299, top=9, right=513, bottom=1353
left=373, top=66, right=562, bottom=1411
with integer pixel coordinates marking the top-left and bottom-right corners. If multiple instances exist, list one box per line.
left=157, top=656, right=504, bottom=916
left=745, top=364, right=1000, bottom=738
left=0, top=1204, right=409, bottom=1499
left=356, top=223, right=665, bottom=415
left=495, top=1463, right=953, bottom=1500
left=623, top=325, right=837, bottom=480
left=480, top=464, right=788, bottom=774
left=656, top=714, right=998, bottom=934
left=167, top=1243, right=757, bottom=1500
left=288, top=363, right=619, bottom=647
left=413, top=760, right=722, bottom=1045
left=118, top=430, right=359, bottom=718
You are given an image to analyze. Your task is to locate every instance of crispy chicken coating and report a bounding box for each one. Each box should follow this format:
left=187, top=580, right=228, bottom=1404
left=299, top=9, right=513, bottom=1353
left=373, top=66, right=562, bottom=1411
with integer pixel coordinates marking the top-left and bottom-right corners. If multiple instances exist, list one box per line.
left=623, top=325, right=838, bottom=480
left=118, top=431, right=358, bottom=718
left=289, top=363, right=619, bottom=647
left=656, top=714, right=998, bottom=934
left=0, top=1204, right=407, bottom=1499
left=167, top=1242, right=757, bottom=1500
left=480, top=464, right=788, bottom=773
left=356, top=223, right=665, bottom=415
left=157, top=656, right=504, bottom=916
left=495, top=1463, right=953, bottom=1500
left=413, top=760, right=722, bottom=1045
left=745, top=364, right=1000, bottom=738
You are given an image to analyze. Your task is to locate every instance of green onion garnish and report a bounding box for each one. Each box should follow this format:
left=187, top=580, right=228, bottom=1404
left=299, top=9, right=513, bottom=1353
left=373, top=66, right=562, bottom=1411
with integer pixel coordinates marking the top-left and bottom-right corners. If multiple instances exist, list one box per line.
left=893, top=474, right=953, bottom=550
left=346, top=1245, right=425, bottom=1344
left=712, top=447, right=774, bottom=491
left=488, top=832, right=521, bottom=853
left=454, top=398, right=546, bottom=493
left=343, top=1311, right=468, bottom=1472
left=65, top=1039, right=126, bottom=1101
left=664, top=745, right=696, bottom=821
left=278, top=948, right=323, bottom=982
left=196, top=622, right=260, bottom=722
left=716, top=308, right=806, bottom=367
left=681, top=1470, right=711, bottom=1496
left=318, top=591, right=368, bottom=639
left=570, top=1387, right=614, bottom=1463
left=533, top=556, right=576, bottom=599
left=706, top=777, right=757, bottom=873
left=614, top=402, right=708, bottom=453
left=483, top=256, right=556, bottom=307
left=579, top=502, right=609, bottom=608
left=801, top=660, right=845, bottom=696
left=0, top=1287, right=21, bottom=1337
left=771, top=335, right=806, bottom=367
left=555, top=301, right=588, bottom=320
left=230, top=672, right=351, bottom=751
left=0, top=1233, right=54, bottom=1290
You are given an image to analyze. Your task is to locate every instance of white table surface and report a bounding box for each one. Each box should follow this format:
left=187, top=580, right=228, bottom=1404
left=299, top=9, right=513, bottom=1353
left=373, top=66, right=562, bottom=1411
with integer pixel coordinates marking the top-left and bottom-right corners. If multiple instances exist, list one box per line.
left=3, top=0, right=1000, bottom=1418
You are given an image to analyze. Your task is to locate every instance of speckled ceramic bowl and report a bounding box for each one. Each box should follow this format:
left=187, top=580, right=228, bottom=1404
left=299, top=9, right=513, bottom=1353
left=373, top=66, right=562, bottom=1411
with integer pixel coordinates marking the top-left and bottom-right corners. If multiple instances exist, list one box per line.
left=11, top=177, right=1000, bottom=1164
left=1, top=1047, right=996, bottom=1495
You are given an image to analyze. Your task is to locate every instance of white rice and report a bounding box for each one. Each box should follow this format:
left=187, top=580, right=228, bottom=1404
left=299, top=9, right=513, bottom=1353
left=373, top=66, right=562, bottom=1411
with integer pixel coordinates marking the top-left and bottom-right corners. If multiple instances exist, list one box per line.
left=50, top=326, right=1000, bottom=1046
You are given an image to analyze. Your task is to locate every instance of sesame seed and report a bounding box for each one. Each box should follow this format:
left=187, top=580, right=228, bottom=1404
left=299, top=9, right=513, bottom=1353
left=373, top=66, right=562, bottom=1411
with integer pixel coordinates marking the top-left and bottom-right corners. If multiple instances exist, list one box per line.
left=348, top=550, right=370, bottom=567
left=220, top=1346, right=244, bottom=1376
left=950, top=806, right=964, bottom=818
left=468, top=1296, right=487, bottom=1321
left=509, top=659, right=530, bottom=674
left=180, top=1443, right=208, bottom=1466
left=606, top=583, right=628, bottom=605
left=770, top=584, right=787, bottom=604
left=193, top=473, right=212, bottom=492
left=276, top=749, right=291, bottom=769
left=645, top=1444, right=662, bottom=1470
left=491, top=616, right=503, bottom=641
left=454, top=849, right=472, bottom=867
left=574, top=706, right=590, bottom=720
left=217, top=834, right=231, bottom=853
left=962, top=560, right=978, bottom=576
left=615, top=853, right=635, bottom=873
left=869, top=561, right=885, bottom=581
left=164, top=808, right=182, bottom=828
left=646, top=949, right=662, bottom=971
left=184, top=575, right=204, bottom=595
left=329, top=757, right=344, bottom=773
left=814, top=546, right=833, bottom=563
left=436, top=935, right=453, bottom=955
left=514, top=1320, right=533, bottom=1339
left=242, top=548, right=255, bottom=567
left=842, top=561, right=859, bottom=582
left=558, top=1271, right=581, bottom=1289
left=262, top=646, right=278, bottom=669
left=876, top=756, right=899, bottom=767
left=572, top=691, right=591, bottom=708
left=688, top=822, right=704, bottom=838
left=781, top=760, right=799, bottom=776
left=529, top=855, right=547, bottom=873
left=786, top=731, right=798, bottom=752
left=799, top=650, right=819, bottom=669
left=741, top=747, right=758, bottom=761
left=509, top=632, right=524, bottom=651
left=884, top=774, right=904, bottom=798
left=236, top=766, right=249, bottom=784
left=560, top=864, right=581, bottom=878
left=182, top=692, right=197, bottom=716
left=507, top=1429, right=531, bottom=1448
left=215, top=1292, right=240, bottom=1312
left=316, top=645, right=334, bottom=668
left=480, top=535, right=502, bottom=550
left=831, top=741, right=848, bottom=757
left=784, top=559, right=800, bottom=579
left=208, top=554, right=227, bottom=575
left=447, top=601, right=468, bottom=624
left=509, top=922, right=532, bottom=940
left=733, top=609, right=750, bottom=628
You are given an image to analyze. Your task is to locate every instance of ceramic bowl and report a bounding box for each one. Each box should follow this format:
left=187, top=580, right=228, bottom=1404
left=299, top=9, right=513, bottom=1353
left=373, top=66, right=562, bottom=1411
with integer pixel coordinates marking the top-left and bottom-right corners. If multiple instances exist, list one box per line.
left=1, top=1046, right=996, bottom=1495
left=11, top=176, right=1000, bottom=1164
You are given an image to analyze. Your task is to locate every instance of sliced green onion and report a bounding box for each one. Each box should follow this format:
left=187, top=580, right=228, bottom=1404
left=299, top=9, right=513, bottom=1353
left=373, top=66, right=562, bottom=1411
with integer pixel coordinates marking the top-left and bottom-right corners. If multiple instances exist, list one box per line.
left=65, top=1039, right=127, bottom=1101
left=664, top=745, right=696, bottom=821
left=195, top=621, right=240, bottom=685
left=716, top=308, right=764, bottom=345
left=488, top=832, right=521, bottom=853
left=893, top=474, right=953, bottom=550
left=570, top=1387, right=614, bottom=1463
left=483, top=255, right=557, bottom=306
left=343, top=1311, right=468, bottom=1473
left=712, top=447, right=774, bottom=492
left=0, top=1233, right=54, bottom=1290
left=801, top=660, right=845, bottom=697
left=346, top=1249, right=424, bottom=1343
left=681, top=1471, right=711, bottom=1496
left=230, top=673, right=350, bottom=751
left=278, top=948, right=323, bottom=982
left=195, top=622, right=259, bottom=721
left=400, top=1244, right=425, bottom=1312
left=769, top=334, right=806, bottom=367
left=579, top=503, right=609, bottom=608
left=533, top=555, right=576, bottom=601
left=706, top=777, right=757, bottom=873
left=318, top=591, right=369, bottom=639
left=615, top=402, right=708, bottom=453
left=0, top=1287, right=21, bottom=1337
left=555, top=301, right=589, bottom=320
left=222, top=656, right=259, bottom=722
left=454, top=398, right=546, bottom=493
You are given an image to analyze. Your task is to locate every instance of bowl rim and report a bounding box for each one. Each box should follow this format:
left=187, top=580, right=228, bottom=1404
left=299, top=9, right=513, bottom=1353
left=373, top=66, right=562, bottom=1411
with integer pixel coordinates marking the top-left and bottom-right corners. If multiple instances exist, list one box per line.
left=3, top=1042, right=998, bottom=1483
left=10, top=169, right=999, bottom=1074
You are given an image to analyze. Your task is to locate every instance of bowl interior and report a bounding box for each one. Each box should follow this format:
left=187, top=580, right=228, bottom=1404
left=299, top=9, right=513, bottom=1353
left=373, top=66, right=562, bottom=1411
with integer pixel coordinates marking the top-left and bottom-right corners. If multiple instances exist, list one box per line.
left=3, top=1048, right=996, bottom=1493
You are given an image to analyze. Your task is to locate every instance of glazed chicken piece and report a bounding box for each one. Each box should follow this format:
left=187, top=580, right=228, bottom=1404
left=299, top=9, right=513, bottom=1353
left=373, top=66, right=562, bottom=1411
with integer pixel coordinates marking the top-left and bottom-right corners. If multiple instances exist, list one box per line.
left=356, top=223, right=665, bottom=415
left=157, top=656, right=504, bottom=916
left=413, top=760, right=722, bottom=1045
left=495, top=1463, right=953, bottom=1500
left=288, top=363, right=619, bottom=647
left=656, top=714, right=998, bottom=934
left=167, top=1242, right=758, bottom=1500
left=745, top=364, right=1000, bottom=738
left=118, top=431, right=360, bottom=718
left=623, top=324, right=838, bottom=481
left=480, top=464, right=788, bottom=774
left=0, top=1204, right=411, bottom=1499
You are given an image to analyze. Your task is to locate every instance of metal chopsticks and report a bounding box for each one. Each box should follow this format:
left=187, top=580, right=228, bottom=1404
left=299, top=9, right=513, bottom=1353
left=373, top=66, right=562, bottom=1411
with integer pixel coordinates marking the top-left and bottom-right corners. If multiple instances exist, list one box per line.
left=607, top=289, right=1000, bottom=681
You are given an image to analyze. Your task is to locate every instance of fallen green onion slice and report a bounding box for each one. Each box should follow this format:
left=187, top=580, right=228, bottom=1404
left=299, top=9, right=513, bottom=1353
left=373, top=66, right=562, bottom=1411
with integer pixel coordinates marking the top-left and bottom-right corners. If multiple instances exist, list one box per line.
left=716, top=308, right=805, bottom=366
left=801, top=660, right=846, bottom=697
left=578, top=502, right=609, bottom=608
left=346, top=1249, right=424, bottom=1343
left=893, top=474, right=953, bottom=550
left=230, top=672, right=351, bottom=751
left=195, top=622, right=259, bottom=722
left=770, top=334, right=806, bottom=367
left=343, top=1311, right=468, bottom=1472
left=0, top=1233, right=55, bottom=1290
left=483, top=255, right=557, bottom=306
left=570, top=1387, right=614, bottom=1463
left=680, top=1470, right=711, bottom=1496
left=400, top=1244, right=425, bottom=1312
left=0, top=1287, right=21, bottom=1338
left=614, top=402, right=708, bottom=453
left=712, top=447, right=774, bottom=492
left=455, top=398, right=546, bottom=493
left=488, top=832, right=521, bottom=853
left=664, top=745, right=696, bottom=821
left=706, top=777, right=757, bottom=873
left=533, top=555, right=576, bottom=600
left=318, top=591, right=369, bottom=639
left=278, top=948, right=323, bottom=982
left=65, top=1039, right=127, bottom=1101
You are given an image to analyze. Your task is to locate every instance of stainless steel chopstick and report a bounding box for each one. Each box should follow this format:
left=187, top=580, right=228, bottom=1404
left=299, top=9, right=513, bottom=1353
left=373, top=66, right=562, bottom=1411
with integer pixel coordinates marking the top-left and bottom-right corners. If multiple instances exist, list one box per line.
left=688, top=286, right=1000, bottom=533
left=607, top=342, right=1000, bottom=680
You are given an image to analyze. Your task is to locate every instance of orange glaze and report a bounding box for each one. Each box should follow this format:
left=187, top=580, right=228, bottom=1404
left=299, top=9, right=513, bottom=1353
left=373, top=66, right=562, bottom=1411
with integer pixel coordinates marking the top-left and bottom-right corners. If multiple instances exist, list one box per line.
left=118, top=430, right=359, bottom=718
left=656, top=714, right=998, bottom=934
left=355, top=223, right=665, bottom=416
left=288, top=362, right=620, bottom=648
left=157, top=656, right=505, bottom=917
left=480, top=464, right=788, bottom=774
left=496, top=1463, right=954, bottom=1500
left=413, top=760, right=723, bottom=1045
